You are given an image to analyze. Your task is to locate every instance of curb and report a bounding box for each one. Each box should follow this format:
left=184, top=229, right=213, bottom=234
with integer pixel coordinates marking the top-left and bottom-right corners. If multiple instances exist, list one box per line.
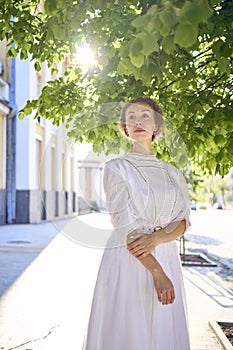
left=209, top=321, right=233, bottom=350
left=0, top=245, right=44, bottom=253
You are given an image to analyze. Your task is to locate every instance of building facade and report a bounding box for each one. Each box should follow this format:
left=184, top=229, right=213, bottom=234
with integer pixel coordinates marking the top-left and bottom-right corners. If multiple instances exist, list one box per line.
left=0, top=42, right=83, bottom=224
left=15, top=58, right=81, bottom=223
left=77, top=143, right=109, bottom=213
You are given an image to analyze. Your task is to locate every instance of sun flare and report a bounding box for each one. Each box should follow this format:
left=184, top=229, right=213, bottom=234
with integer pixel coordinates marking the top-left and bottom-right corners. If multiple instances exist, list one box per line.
left=75, top=45, right=97, bottom=70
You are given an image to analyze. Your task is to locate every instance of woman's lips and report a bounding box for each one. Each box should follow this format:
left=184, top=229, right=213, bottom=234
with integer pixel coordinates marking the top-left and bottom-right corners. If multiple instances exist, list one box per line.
left=134, top=128, right=145, bottom=133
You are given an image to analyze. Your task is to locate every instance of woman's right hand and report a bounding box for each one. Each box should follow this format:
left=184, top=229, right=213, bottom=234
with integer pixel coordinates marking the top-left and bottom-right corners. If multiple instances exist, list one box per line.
left=127, top=232, right=159, bottom=257
left=151, top=268, right=175, bottom=305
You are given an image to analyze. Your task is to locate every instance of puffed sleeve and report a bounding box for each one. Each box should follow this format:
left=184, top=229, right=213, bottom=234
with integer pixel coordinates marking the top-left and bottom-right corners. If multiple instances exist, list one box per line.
left=103, top=159, right=141, bottom=246
left=174, top=169, right=191, bottom=232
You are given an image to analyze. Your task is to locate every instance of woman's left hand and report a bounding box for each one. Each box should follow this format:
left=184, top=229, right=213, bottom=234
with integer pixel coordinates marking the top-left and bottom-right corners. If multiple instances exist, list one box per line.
left=127, top=233, right=158, bottom=257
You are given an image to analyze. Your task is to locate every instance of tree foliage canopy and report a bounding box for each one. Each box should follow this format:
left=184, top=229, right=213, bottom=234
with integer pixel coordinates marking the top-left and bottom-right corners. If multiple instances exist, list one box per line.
left=1, top=0, right=233, bottom=176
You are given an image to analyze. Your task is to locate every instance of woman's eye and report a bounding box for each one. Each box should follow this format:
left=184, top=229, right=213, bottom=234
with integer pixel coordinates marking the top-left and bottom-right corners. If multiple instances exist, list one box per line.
left=127, top=115, right=135, bottom=120
left=142, top=113, right=150, bottom=119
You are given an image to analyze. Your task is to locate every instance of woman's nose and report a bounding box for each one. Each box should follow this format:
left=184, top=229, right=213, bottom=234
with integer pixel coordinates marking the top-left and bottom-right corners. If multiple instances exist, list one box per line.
left=135, top=120, right=142, bottom=126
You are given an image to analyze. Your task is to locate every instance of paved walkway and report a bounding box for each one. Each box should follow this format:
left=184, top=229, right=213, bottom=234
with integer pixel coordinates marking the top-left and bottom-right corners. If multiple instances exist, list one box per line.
left=0, top=218, right=69, bottom=296
left=0, top=213, right=232, bottom=350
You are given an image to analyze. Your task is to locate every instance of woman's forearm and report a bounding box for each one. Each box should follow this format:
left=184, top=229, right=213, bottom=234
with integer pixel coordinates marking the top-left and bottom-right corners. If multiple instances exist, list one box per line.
left=127, top=233, right=175, bottom=305
left=155, top=219, right=186, bottom=244
left=137, top=252, right=163, bottom=273
left=127, top=220, right=187, bottom=258
left=127, top=231, right=162, bottom=273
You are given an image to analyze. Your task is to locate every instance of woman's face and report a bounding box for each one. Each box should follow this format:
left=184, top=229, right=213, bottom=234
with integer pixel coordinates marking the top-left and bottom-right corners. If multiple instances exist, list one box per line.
left=125, top=103, right=156, bottom=142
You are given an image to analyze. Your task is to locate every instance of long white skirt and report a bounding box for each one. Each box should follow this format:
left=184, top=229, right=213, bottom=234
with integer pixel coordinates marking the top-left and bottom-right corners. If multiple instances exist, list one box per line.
left=84, top=239, right=190, bottom=350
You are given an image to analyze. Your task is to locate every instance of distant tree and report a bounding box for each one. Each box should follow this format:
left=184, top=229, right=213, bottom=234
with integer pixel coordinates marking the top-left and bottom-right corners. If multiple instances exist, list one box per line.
left=193, top=174, right=231, bottom=207
left=1, top=0, right=232, bottom=175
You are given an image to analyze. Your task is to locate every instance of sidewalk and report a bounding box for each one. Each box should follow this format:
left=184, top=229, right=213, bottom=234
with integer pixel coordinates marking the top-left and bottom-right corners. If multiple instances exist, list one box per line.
left=0, top=213, right=232, bottom=350
left=0, top=218, right=70, bottom=296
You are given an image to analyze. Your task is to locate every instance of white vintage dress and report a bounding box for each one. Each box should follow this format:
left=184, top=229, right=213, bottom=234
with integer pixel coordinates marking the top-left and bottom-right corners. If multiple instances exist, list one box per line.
left=84, top=152, right=191, bottom=350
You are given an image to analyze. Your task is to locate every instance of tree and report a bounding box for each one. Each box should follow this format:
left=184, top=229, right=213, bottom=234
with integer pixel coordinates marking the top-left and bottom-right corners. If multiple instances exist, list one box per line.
left=1, top=0, right=232, bottom=176
left=193, top=173, right=231, bottom=207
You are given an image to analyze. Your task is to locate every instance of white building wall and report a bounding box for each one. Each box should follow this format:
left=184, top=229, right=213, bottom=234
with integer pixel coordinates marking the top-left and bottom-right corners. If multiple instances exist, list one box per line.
left=14, top=57, right=80, bottom=223
left=77, top=143, right=112, bottom=211
left=15, top=58, right=31, bottom=190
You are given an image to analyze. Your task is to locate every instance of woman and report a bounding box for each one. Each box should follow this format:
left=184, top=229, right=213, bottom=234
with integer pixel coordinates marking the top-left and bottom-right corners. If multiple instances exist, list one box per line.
left=84, top=97, right=191, bottom=350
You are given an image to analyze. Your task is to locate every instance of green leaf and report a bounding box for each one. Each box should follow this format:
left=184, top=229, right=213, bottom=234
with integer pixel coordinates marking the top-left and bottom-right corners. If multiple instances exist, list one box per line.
left=117, top=60, right=129, bottom=76
left=44, top=95, right=53, bottom=104
left=212, top=39, right=225, bottom=58
left=44, top=0, right=58, bottom=16
left=218, top=57, right=228, bottom=74
left=119, top=43, right=130, bottom=58
left=24, top=106, right=32, bottom=115
left=131, top=14, right=149, bottom=30
left=214, top=134, right=225, bottom=146
left=227, top=140, right=233, bottom=154
left=179, top=0, right=213, bottom=26
left=7, top=47, right=17, bottom=58
left=206, top=158, right=216, bottom=171
left=161, top=36, right=175, bottom=54
left=159, top=8, right=177, bottom=28
left=174, top=23, right=198, bottom=48
left=20, top=49, right=28, bottom=60
left=129, top=53, right=144, bottom=68
left=34, top=61, right=41, bottom=72
left=210, top=0, right=220, bottom=5
left=136, top=32, right=159, bottom=57
left=219, top=43, right=232, bottom=58
left=139, top=64, right=156, bottom=84
left=129, top=38, right=143, bottom=57
left=129, top=38, right=144, bottom=68
left=159, top=22, right=171, bottom=36
left=49, top=18, right=67, bottom=41
left=18, top=112, right=25, bottom=120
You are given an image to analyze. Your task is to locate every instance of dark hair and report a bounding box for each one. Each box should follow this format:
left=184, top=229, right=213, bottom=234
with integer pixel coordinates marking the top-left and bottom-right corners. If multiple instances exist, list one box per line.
left=119, top=97, right=164, bottom=141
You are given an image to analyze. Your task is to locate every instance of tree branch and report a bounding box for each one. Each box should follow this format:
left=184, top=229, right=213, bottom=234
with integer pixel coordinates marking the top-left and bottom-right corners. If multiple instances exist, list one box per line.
left=159, top=78, right=179, bottom=90
left=193, top=47, right=212, bottom=60
left=196, top=74, right=226, bottom=96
